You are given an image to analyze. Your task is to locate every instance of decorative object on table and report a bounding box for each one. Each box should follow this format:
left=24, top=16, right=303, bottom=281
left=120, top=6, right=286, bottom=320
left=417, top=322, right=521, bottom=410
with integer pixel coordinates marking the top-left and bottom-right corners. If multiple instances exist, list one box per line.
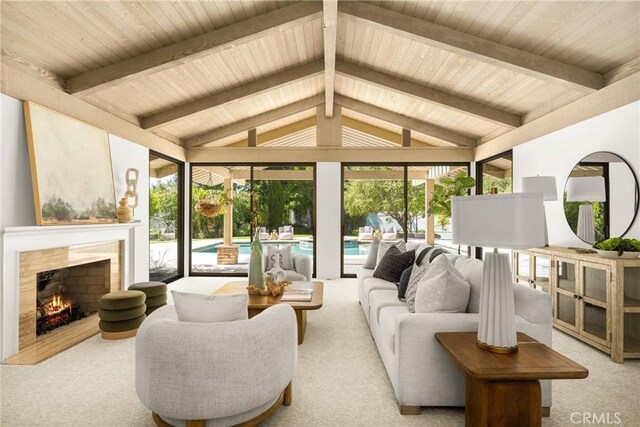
left=570, top=247, right=597, bottom=254
left=247, top=277, right=292, bottom=297
left=565, top=176, right=606, bottom=244
left=563, top=152, right=639, bottom=245
left=593, top=237, right=640, bottom=259
left=521, top=176, right=557, bottom=246
left=116, top=197, right=133, bottom=223
left=248, top=229, right=265, bottom=294
left=267, top=253, right=287, bottom=283
left=452, top=193, right=545, bottom=353
left=123, top=168, right=139, bottom=214
left=23, top=101, right=118, bottom=225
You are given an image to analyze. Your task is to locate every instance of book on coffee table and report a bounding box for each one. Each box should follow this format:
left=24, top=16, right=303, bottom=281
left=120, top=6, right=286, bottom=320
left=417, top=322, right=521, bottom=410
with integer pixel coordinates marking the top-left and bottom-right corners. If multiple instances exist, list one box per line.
left=281, top=289, right=314, bottom=302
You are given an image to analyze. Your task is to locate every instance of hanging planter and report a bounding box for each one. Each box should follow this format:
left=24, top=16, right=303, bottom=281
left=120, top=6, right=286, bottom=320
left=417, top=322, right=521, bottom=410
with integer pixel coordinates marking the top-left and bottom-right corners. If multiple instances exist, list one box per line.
left=195, top=173, right=233, bottom=218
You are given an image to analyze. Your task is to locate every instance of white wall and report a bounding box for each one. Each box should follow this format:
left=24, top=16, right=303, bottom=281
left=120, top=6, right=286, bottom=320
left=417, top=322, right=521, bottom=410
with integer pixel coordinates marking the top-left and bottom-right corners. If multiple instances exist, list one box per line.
left=513, top=101, right=640, bottom=247
left=315, top=162, right=342, bottom=278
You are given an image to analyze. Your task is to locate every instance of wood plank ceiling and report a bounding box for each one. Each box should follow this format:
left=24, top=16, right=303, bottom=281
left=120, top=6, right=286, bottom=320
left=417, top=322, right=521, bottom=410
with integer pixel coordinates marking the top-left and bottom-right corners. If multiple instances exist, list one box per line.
left=1, top=0, right=638, bottom=150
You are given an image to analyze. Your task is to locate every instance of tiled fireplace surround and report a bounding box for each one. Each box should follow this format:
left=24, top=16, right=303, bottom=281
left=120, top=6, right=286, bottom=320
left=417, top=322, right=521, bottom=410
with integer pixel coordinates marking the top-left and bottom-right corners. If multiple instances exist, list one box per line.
left=1, top=223, right=141, bottom=364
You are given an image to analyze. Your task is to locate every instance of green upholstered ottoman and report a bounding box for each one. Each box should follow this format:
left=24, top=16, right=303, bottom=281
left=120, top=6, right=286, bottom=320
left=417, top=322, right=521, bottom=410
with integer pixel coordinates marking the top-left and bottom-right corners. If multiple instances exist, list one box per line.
left=129, top=282, right=168, bottom=316
left=99, top=290, right=146, bottom=339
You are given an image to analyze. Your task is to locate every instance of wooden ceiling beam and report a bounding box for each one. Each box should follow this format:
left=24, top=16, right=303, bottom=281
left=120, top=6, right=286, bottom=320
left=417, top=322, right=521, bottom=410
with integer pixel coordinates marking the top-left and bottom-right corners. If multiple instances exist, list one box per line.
left=141, top=60, right=323, bottom=130
left=185, top=95, right=324, bottom=148
left=336, top=60, right=521, bottom=128
left=335, top=95, right=477, bottom=147
left=338, top=2, right=603, bottom=93
left=65, top=1, right=323, bottom=97
left=323, top=0, right=338, bottom=117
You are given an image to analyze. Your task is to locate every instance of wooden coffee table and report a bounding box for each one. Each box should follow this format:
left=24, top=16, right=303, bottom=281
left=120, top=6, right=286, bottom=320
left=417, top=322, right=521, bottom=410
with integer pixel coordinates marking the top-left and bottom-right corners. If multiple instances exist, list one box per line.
left=435, top=332, right=588, bottom=427
left=214, top=281, right=323, bottom=344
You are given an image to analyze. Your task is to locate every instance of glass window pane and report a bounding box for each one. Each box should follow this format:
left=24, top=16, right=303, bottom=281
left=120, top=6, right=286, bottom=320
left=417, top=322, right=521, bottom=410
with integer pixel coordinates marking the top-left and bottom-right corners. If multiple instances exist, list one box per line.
left=149, top=154, right=182, bottom=282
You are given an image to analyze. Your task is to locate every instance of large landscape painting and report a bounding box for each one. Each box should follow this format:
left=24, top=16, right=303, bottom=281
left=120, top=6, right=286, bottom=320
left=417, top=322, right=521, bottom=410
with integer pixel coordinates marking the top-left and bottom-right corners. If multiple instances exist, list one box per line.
left=24, top=102, right=118, bottom=225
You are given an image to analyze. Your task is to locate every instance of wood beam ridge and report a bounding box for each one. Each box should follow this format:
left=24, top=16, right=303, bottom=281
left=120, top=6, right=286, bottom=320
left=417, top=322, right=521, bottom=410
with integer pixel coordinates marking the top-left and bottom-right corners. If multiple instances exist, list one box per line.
left=141, top=60, right=324, bottom=130
left=335, top=60, right=521, bottom=128
left=338, top=2, right=603, bottom=93
left=334, top=95, right=477, bottom=147
left=65, top=1, right=323, bottom=97
left=185, top=94, right=324, bottom=148
left=323, top=0, right=338, bottom=117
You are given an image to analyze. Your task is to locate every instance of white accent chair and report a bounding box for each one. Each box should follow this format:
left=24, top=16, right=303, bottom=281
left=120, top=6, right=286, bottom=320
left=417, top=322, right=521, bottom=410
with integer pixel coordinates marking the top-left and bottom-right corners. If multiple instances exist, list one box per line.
left=358, top=226, right=373, bottom=240
left=381, top=226, right=398, bottom=240
left=278, top=225, right=294, bottom=240
left=136, top=304, right=298, bottom=426
left=258, top=226, right=270, bottom=241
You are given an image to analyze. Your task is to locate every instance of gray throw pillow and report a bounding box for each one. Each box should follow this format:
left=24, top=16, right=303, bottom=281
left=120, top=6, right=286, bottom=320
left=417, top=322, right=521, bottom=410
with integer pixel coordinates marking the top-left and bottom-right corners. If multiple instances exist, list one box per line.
left=404, top=262, right=430, bottom=307
left=363, top=237, right=380, bottom=269
left=266, top=245, right=294, bottom=270
left=373, top=248, right=415, bottom=283
left=376, top=240, right=406, bottom=266
left=397, top=265, right=413, bottom=300
left=415, top=270, right=470, bottom=313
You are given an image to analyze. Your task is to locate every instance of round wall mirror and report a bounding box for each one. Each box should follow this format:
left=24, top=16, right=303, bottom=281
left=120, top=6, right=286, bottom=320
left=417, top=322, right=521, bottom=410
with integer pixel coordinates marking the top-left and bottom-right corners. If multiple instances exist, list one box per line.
left=563, top=152, right=639, bottom=245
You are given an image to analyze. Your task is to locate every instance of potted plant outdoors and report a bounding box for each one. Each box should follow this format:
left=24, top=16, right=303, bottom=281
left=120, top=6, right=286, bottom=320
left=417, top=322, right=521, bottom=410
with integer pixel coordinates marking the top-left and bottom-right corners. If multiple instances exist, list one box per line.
left=593, top=237, right=640, bottom=259
left=427, top=172, right=476, bottom=250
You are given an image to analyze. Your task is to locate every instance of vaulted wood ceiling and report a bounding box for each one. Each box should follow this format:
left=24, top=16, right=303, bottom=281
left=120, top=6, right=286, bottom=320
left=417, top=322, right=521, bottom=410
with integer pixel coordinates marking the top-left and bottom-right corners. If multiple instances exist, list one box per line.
left=2, top=0, right=638, bottom=151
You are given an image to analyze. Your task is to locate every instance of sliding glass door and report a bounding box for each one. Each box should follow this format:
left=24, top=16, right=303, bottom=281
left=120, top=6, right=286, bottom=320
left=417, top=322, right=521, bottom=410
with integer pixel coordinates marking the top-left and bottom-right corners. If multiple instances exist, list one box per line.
left=341, top=163, right=470, bottom=277
left=190, top=164, right=315, bottom=276
left=149, top=152, right=184, bottom=283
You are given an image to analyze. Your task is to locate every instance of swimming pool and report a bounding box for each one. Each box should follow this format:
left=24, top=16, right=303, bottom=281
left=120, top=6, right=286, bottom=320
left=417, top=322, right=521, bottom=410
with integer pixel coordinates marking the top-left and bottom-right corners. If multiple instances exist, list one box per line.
left=193, top=241, right=371, bottom=256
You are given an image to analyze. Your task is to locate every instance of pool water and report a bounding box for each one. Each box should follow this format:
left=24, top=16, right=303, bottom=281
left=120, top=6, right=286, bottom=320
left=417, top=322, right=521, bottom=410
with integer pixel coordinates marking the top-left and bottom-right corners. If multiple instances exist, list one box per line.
left=194, top=241, right=371, bottom=256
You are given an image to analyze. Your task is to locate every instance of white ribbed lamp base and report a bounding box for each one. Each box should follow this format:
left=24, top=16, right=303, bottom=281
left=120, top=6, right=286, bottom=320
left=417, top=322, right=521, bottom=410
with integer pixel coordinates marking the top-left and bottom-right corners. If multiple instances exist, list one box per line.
left=477, top=252, right=518, bottom=352
left=577, top=204, right=595, bottom=244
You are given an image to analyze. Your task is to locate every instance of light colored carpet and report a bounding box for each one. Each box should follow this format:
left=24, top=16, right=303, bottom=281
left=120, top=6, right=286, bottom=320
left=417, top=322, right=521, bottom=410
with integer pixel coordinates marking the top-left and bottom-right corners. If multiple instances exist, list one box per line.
left=1, top=278, right=639, bottom=426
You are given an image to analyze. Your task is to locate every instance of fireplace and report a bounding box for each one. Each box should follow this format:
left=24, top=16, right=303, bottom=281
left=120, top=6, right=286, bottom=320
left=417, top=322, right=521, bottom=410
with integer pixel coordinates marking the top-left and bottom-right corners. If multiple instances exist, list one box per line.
left=35, top=260, right=110, bottom=336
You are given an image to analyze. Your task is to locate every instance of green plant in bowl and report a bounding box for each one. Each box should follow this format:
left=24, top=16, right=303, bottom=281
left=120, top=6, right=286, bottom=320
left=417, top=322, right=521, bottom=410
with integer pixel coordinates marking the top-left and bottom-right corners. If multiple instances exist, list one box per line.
left=593, top=237, right=640, bottom=258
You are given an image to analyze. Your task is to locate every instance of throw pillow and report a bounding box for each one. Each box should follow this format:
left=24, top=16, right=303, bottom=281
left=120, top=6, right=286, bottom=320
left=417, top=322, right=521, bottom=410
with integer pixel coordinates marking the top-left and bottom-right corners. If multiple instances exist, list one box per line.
left=397, top=265, right=413, bottom=300
left=407, top=254, right=464, bottom=312
left=373, top=248, right=415, bottom=283
left=414, top=270, right=470, bottom=313
left=376, top=240, right=407, bottom=266
left=171, top=291, right=248, bottom=323
left=265, top=245, right=294, bottom=270
left=363, top=237, right=380, bottom=269
left=415, top=246, right=445, bottom=267
left=403, top=261, right=430, bottom=305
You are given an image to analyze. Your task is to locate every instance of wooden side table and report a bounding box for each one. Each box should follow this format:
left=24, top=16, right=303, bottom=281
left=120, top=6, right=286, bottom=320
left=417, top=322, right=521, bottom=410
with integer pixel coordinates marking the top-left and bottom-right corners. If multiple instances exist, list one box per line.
left=435, top=332, right=588, bottom=427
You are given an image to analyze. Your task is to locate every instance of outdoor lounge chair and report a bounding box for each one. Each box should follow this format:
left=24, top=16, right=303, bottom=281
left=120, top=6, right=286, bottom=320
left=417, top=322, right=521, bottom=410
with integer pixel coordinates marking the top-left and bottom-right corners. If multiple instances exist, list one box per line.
left=258, top=227, right=270, bottom=241
left=381, top=226, right=397, bottom=240
left=278, top=225, right=294, bottom=240
left=358, top=226, right=373, bottom=240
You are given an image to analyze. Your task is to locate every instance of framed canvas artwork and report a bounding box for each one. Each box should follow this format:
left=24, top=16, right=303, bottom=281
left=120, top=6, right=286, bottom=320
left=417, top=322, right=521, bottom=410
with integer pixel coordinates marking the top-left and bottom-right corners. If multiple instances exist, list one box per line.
left=24, top=101, right=118, bottom=225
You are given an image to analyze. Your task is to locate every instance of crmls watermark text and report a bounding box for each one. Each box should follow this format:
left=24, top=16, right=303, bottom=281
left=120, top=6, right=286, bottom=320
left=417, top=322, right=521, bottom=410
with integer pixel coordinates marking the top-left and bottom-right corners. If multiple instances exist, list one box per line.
left=570, top=412, right=622, bottom=425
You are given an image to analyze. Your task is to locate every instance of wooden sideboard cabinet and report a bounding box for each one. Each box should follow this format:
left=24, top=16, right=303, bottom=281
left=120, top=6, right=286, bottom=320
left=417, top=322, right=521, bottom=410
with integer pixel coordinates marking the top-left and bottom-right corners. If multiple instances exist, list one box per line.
left=513, top=246, right=640, bottom=363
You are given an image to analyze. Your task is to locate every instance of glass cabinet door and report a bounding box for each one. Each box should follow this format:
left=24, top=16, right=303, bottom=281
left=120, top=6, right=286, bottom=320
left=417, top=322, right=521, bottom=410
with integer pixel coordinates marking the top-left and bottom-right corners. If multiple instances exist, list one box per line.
left=623, top=267, right=640, bottom=354
left=532, top=254, right=551, bottom=293
left=555, top=258, right=579, bottom=330
left=579, top=262, right=610, bottom=346
left=513, top=251, right=531, bottom=286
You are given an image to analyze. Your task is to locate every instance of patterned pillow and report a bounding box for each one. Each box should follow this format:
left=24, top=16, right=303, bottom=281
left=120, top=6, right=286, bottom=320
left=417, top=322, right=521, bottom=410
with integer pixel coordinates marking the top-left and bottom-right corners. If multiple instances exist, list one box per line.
left=415, top=270, right=470, bottom=314
left=373, top=247, right=415, bottom=283
left=171, top=291, right=248, bottom=323
left=266, top=245, right=294, bottom=270
left=404, top=262, right=430, bottom=307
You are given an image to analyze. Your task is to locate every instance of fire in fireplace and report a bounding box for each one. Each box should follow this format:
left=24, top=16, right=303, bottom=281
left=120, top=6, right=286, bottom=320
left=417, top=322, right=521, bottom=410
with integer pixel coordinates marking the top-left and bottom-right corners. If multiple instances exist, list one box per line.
left=36, top=294, right=85, bottom=336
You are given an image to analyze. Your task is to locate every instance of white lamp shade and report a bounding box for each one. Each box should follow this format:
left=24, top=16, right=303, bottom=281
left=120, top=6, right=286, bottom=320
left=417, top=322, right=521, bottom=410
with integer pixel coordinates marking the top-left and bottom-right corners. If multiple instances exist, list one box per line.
left=566, top=176, right=606, bottom=202
left=521, top=176, right=558, bottom=201
left=451, top=193, right=546, bottom=249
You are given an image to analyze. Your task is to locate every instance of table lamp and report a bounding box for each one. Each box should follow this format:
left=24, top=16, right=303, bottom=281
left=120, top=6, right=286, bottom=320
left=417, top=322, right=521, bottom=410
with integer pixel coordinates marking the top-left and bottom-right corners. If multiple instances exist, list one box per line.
left=452, top=193, right=545, bottom=352
left=521, top=176, right=558, bottom=246
left=566, top=176, right=606, bottom=244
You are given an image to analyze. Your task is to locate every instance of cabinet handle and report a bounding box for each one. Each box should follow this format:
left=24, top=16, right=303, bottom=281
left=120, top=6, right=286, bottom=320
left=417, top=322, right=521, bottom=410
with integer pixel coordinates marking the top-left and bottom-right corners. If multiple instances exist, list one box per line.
left=573, top=294, right=578, bottom=299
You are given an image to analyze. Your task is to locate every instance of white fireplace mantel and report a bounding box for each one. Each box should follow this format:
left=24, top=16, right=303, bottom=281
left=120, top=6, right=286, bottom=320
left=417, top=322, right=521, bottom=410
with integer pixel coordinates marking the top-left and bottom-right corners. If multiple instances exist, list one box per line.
left=1, top=221, right=143, bottom=360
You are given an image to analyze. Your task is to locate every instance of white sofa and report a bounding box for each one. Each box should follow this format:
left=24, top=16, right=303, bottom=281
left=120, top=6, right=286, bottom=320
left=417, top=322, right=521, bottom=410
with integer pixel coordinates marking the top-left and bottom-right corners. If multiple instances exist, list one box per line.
left=357, top=250, right=553, bottom=414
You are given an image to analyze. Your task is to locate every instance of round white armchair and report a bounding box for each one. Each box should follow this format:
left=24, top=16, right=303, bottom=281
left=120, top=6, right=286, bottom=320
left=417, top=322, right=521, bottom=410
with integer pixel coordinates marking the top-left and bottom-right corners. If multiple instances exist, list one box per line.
left=136, top=304, right=298, bottom=427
